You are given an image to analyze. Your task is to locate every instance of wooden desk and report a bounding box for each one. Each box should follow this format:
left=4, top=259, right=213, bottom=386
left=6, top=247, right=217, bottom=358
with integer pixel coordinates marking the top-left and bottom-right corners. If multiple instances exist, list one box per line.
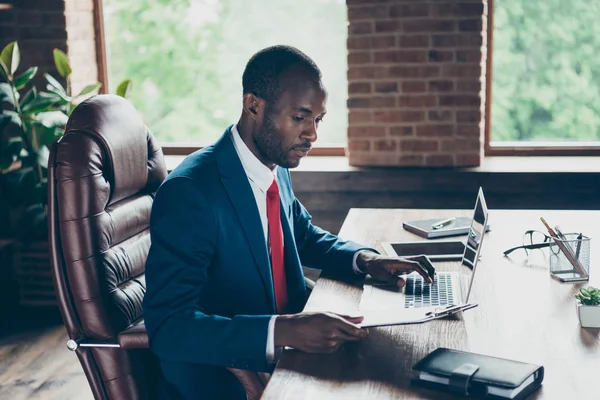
left=262, top=209, right=600, bottom=399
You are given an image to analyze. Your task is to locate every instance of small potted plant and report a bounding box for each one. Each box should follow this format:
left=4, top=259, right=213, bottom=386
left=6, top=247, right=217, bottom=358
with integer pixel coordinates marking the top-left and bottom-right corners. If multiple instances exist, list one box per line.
left=575, top=286, right=600, bottom=328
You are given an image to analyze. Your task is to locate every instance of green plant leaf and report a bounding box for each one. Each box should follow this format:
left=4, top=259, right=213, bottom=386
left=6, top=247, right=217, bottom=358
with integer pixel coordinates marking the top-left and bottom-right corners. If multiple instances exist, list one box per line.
left=0, top=59, right=9, bottom=81
left=2, top=110, right=22, bottom=127
left=36, top=111, right=68, bottom=130
left=36, top=144, right=50, bottom=168
left=115, top=79, right=132, bottom=98
left=14, top=66, right=38, bottom=90
left=21, top=91, right=61, bottom=114
left=19, top=87, right=37, bottom=109
left=76, top=82, right=102, bottom=97
left=0, top=82, right=14, bottom=106
left=52, top=49, right=72, bottom=78
left=44, top=73, right=67, bottom=95
left=0, top=137, right=23, bottom=170
left=0, top=41, right=20, bottom=76
left=46, top=87, right=72, bottom=104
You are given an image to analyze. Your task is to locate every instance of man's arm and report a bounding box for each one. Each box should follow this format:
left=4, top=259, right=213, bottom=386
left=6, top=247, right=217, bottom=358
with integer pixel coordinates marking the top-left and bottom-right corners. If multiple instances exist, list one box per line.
left=143, top=177, right=272, bottom=372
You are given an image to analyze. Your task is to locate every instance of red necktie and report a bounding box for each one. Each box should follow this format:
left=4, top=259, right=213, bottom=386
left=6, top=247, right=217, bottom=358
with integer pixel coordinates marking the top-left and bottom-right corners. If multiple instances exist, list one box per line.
left=267, top=179, right=288, bottom=313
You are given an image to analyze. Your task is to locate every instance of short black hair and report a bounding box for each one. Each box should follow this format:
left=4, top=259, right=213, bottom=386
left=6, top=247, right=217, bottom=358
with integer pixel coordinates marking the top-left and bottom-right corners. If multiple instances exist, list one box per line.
left=242, top=45, right=322, bottom=104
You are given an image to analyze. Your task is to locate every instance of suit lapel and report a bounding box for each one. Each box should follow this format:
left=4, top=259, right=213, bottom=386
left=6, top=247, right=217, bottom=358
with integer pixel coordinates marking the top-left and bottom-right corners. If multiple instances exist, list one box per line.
left=215, top=128, right=276, bottom=311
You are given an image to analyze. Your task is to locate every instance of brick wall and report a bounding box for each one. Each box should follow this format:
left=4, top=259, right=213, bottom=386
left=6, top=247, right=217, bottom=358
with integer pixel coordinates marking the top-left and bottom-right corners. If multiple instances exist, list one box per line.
left=0, top=0, right=99, bottom=97
left=346, top=0, right=488, bottom=167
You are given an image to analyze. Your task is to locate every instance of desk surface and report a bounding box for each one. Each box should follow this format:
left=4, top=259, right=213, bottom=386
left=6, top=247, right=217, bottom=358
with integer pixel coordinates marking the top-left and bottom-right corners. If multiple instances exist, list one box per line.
left=261, top=209, right=600, bottom=400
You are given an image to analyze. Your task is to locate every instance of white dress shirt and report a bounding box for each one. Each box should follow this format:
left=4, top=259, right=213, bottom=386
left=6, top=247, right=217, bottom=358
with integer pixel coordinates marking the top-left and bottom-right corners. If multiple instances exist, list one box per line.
left=229, top=124, right=364, bottom=364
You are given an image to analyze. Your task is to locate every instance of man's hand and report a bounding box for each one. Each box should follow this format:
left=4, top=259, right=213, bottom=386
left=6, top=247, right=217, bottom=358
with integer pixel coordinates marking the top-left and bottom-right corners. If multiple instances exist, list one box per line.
left=274, top=312, right=368, bottom=354
left=356, top=251, right=435, bottom=288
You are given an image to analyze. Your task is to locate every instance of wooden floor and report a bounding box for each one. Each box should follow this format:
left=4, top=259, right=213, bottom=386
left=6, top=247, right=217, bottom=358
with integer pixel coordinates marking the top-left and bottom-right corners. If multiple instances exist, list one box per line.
left=0, top=307, right=92, bottom=400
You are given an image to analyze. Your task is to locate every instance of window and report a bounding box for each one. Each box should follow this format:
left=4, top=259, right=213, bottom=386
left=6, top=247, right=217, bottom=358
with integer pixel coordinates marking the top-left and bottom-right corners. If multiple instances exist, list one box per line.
left=487, top=0, right=600, bottom=155
left=101, top=0, right=348, bottom=152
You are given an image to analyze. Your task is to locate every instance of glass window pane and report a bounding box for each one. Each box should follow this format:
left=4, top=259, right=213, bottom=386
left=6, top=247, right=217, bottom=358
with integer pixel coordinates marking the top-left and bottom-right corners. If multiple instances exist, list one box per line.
left=102, top=0, right=348, bottom=145
left=491, top=1, right=600, bottom=143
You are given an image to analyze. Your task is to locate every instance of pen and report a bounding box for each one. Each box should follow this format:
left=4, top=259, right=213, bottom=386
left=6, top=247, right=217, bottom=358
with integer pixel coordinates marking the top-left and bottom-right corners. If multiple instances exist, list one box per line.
left=431, top=217, right=456, bottom=230
left=575, top=232, right=583, bottom=259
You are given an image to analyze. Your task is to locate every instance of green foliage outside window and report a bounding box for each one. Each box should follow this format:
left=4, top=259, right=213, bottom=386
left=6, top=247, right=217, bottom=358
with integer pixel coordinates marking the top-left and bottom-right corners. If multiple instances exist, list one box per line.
left=103, top=0, right=348, bottom=145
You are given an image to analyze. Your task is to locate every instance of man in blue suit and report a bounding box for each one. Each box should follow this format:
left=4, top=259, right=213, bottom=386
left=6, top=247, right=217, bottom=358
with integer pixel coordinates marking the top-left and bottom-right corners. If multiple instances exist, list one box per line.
left=143, top=45, right=435, bottom=399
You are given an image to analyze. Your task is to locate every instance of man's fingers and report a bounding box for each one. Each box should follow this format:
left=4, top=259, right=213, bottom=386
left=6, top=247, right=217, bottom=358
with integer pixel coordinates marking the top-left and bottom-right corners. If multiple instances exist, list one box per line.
left=334, top=319, right=369, bottom=339
left=406, top=255, right=436, bottom=279
left=388, top=259, right=433, bottom=283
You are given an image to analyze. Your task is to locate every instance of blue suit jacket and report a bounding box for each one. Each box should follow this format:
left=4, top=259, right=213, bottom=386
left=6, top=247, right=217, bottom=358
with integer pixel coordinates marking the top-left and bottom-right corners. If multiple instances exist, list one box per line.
left=143, top=127, right=369, bottom=399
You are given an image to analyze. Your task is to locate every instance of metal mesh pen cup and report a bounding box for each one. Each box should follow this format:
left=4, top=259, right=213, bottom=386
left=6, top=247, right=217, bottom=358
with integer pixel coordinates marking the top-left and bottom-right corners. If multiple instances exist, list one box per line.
left=548, top=233, right=590, bottom=282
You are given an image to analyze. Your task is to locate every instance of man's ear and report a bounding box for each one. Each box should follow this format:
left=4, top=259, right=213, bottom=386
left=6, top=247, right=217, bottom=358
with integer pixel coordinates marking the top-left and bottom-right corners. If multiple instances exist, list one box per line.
left=242, top=93, right=265, bottom=121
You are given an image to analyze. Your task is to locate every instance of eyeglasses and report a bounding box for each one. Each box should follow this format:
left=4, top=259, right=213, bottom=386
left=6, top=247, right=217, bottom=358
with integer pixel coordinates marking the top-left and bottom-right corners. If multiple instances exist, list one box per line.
left=503, top=230, right=577, bottom=256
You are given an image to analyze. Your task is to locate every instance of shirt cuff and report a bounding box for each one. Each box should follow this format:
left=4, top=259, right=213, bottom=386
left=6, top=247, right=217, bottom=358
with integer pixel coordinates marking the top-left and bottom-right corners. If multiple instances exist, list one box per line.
left=353, top=250, right=365, bottom=274
left=266, top=315, right=278, bottom=364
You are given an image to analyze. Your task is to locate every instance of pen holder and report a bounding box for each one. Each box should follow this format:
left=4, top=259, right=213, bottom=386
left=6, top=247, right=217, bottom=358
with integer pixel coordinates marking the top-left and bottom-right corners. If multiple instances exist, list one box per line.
left=548, top=234, right=591, bottom=282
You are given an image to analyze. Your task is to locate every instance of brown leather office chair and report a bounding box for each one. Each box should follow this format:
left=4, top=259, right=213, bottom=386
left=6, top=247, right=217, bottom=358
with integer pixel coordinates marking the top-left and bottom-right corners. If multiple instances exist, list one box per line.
left=48, top=94, right=266, bottom=400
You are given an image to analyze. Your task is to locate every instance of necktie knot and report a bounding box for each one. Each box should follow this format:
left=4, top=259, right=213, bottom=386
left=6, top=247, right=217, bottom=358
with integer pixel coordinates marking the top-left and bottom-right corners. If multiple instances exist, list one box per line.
left=267, top=179, right=279, bottom=196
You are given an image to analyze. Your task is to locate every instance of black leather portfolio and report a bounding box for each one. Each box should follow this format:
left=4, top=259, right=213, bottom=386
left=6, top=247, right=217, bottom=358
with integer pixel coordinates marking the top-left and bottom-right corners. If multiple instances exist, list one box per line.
left=412, top=348, right=544, bottom=399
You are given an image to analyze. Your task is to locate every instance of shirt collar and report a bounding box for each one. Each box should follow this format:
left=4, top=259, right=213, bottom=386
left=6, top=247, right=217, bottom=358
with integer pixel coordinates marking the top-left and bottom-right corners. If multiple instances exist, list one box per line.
left=230, top=124, right=276, bottom=193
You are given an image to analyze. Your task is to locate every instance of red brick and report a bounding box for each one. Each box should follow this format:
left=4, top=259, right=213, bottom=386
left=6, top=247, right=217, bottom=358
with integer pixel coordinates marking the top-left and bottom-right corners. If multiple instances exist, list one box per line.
left=347, top=98, right=370, bottom=108
left=456, top=80, right=481, bottom=92
left=389, top=66, right=440, bottom=78
left=375, top=21, right=401, bottom=33
left=347, top=66, right=386, bottom=80
left=348, top=51, right=371, bottom=65
left=404, top=19, right=455, bottom=33
left=390, top=126, right=414, bottom=136
left=456, top=50, right=482, bottom=63
left=43, top=12, right=67, bottom=27
left=416, top=124, right=454, bottom=137
left=374, top=50, right=427, bottom=64
left=459, top=19, right=482, bottom=32
left=426, top=154, right=455, bottom=166
left=349, top=21, right=373, bottom=35
left=457, top=110, right=481, bottom=123
left=439, top=95, right=481, bottom=107
left=348, top=126, right=386, bottom=138
left=19, top=11, right=43, bottom=26
left=428, top=80, right=454, bottom=92
left=371, top=96, right=396, bottom=108
left=457, top=34, right=483, bottom=47
left=373, top=110, right=424, bottom=123
left=348, top=140, right=371, bottom=152
left=370, top=35, right=396, bottom=49
left=456, top=153, right=481, bottom=166
left=402, top=81, right=426, bottom=93
left=428, top=50, right=454, bottom=62
left=390, top=4, right=430, bottom=18
left=442, top=65, right=481, bottom=78
left=347, top=6, right=389, bottom=21
left=428, top=110, right=454, bottom=122
left=398, top=95, right=436, bottom=108
left=457, top=125, right=481, bottom=137
left=399, top=35, right=430, bottom=48
left=348, top=111, right=372, bottom=124
left=398, top=155, right=425, bottom=166
left=375, top=139, right=397, bottom=151
left=401, top=139, right=439, bottom=152
left=431, top=3, right=485, bottom=18
left=349, top=82, right=371, bottom=94
left=374, top=82, right=398, bottom=93
left=441, top=139, right=480, bottom=152
left=348, top=36, right=371, bottom=50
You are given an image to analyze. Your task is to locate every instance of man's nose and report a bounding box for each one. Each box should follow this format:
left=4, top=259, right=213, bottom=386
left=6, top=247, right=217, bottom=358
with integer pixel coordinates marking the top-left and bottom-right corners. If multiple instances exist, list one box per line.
left=302, top=122, right=318, bottom=143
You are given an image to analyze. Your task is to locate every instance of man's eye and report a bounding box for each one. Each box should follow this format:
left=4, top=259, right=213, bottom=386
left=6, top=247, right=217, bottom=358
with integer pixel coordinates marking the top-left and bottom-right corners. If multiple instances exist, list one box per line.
left=316, top=117, right=324, bottom=123
left=292, top=116, right=305, bottom=122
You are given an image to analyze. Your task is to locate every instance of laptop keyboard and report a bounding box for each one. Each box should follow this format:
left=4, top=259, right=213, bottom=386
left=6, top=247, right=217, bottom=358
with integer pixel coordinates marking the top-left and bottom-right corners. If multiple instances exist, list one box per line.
left=405, top=273, right=454, bottom=308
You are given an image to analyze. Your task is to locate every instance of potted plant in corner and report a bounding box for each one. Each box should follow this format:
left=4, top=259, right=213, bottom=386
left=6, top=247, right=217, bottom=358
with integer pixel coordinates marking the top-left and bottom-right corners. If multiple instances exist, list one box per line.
left=1, top=41, right=132, bottom=306
left=575, top=286, right=600, bottom=328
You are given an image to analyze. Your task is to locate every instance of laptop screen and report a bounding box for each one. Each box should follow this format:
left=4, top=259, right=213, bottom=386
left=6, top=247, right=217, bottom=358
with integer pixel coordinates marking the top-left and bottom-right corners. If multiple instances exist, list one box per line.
left=459, top=187, right=489, bottom=303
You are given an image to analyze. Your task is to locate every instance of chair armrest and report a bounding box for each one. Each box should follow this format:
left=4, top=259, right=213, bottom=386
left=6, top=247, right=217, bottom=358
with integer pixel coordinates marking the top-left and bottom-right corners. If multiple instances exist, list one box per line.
left=117, top=320, right=149, bottom=349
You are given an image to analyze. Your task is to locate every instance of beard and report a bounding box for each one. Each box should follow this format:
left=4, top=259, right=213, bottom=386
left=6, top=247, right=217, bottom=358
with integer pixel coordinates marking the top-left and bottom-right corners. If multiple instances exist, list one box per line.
left=254, top=113, right=296, bottom=168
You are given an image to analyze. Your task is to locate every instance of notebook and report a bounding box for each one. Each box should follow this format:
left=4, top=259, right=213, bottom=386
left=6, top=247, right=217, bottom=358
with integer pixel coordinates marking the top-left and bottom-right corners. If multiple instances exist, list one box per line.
left=403, top=216, right=490, bottom=239
left=412, top=348, right=544, bottom=400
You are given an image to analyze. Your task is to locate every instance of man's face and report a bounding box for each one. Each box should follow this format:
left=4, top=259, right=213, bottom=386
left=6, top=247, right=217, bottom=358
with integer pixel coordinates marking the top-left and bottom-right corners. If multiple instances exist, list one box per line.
left=253, top=76, right=327, bottom=169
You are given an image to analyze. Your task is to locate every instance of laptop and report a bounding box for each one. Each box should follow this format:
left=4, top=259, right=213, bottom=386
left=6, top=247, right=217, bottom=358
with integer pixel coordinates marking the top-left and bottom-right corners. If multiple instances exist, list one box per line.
left=359, top=187, right=489, bottom=311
